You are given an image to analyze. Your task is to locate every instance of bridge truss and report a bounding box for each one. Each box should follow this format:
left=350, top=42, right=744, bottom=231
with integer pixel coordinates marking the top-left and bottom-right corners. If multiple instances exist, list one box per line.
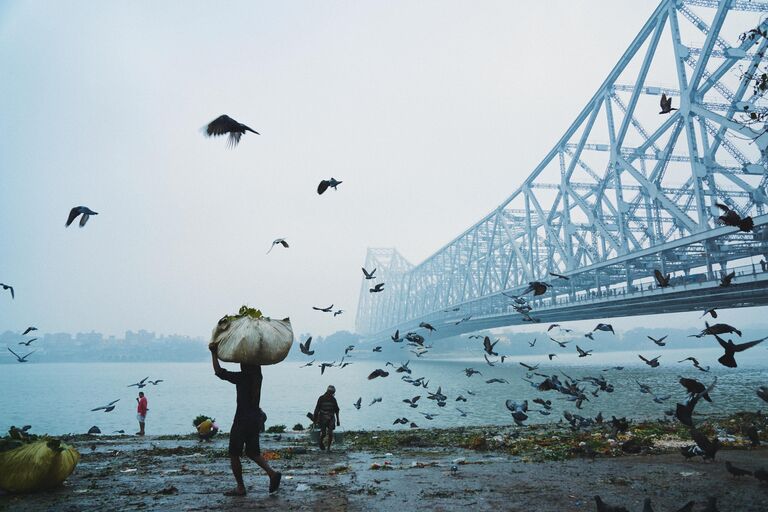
left=356, top=0, right=768, bottom=339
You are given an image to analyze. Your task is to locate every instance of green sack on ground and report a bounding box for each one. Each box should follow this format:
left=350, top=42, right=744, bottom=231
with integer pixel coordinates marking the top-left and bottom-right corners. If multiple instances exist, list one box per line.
left=0, top=439, right=80, bottom=493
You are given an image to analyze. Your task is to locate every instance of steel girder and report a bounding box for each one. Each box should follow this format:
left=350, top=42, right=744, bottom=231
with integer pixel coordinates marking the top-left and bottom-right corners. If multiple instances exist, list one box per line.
left=356, top=0, right=768, bottom=337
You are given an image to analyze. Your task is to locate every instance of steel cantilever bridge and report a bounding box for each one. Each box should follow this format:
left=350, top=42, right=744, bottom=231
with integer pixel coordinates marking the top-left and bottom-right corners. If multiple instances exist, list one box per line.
left=356, top=0, right=768, bottom=341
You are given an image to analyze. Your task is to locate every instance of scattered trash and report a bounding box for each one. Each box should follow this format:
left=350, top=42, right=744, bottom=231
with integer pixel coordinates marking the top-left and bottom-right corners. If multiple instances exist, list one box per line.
left=295, top=483, right=309, bottom=492
left=451, top=457, right=466, bottom=465
left=120, top=468, right=137, bottom=473
left=329, top=464, right=351, bottom=475
left=157, top=485, right=177, bottom=495
left=262, top=450, right=281, bottom=461
left=679, top=471, right=702, bottom=477
left=370, top=462, right=393, bottom=471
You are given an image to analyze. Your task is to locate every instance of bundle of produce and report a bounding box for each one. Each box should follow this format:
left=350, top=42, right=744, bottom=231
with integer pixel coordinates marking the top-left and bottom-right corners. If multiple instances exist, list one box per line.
left=209, top=306, right=293, bottom=365
left=0, top=436, right=80, bottom=493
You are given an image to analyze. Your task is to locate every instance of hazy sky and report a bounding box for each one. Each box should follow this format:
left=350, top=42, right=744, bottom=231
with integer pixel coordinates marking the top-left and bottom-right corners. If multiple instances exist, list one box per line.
left=1, top=1, right=766, bottom=339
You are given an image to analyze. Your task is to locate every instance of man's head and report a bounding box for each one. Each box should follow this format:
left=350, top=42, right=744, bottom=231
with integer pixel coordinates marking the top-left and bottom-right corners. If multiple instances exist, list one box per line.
left=138, top=392, right=144, bottom=398
left=326, top=385, right=335, bottom=395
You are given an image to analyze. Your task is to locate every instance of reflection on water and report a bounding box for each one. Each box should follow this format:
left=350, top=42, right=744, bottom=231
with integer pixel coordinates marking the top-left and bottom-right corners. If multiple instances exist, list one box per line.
left=2, top=347, right=767, bottom=435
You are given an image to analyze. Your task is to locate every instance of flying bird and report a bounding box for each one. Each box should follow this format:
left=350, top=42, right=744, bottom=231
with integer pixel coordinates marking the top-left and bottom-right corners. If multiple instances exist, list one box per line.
left=638, top=354, right=661, bottom=368
left=65, top=206, right=98, bottom=228
left=483, top=336, right=499, bottom=356
left=333, top=309, right=344, bottom=317
left=353, top=398, right=361, bottom=410
left=521, top=281, right=551, bottom=296
left=204, top=114, right=259, bottom=147
left=367, top=369, right=389, bottom=380
left=148, top=380, right=163, bottom=385
left=419, top=322, right=436, bottom=332
left=369, top=283, right=385, bottom=293
left=128, top=377, right=150, bottom=388
left=18, top=338, right=37, bottom=347
left=528, top=338, right=537, bottom=347
left=576, top=345, right=593, bottom=358
left=393, top=417, right=409, bottom=425
left=312, top=304, right=334, bottom=313
left=659, top=92, right=677, bottom=114
left=317, top=178, right=342, bottom=195
left=716, top=203, right=754, bottom=232
left=266, top=238, right=289, bottom=254
left=369, top=397, right=382, bottom=406
left=7, top=347, right=35, bottom=363
left=0, top=283, right=13, bottom=299
left=362, top=267, right=377, bottom=280
left=653, top=269, right=670, bottom=288
left=391, top=330, right=401, bottom=342
left=454, top=315, right=472, bottom=325
left=713, top=333, right=768, bottom=368
left=22, top=327, right=37, bottom=336
left=403, top=396, right=421, bottom=408
left=299, top=337, right=314, bottom=355
left=464, top=368, right=481, bottom=377
left=719, top=271, right=735, bottom=287
left=486, top=378, right=509, bottom=384
left=372, top=346, right=382, bottom=352
left=593, top=323, right=614, bottom=334
left=90, top=399, right=120, bottom=412
left=299, top=360, right=314, bottom=368
left=647, top=335, right=667, bottom=347
left=690, top=322, right=742, bottom=338
left=547, top=353, right=557, bottom=360
left=548, top=271, right=569, bottom=280
left=700, top=308, right=718, bottom=319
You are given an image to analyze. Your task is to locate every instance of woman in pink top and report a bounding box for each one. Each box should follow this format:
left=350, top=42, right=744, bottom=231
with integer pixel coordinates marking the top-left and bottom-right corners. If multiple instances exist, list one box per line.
left=136, top=392, right=148, bottom=436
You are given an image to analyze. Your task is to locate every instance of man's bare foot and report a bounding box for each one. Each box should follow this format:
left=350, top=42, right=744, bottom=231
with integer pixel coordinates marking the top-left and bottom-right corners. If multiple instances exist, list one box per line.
left=269, top=472, right=281, bottom=494
left=224, top=487, right=246, bottom=496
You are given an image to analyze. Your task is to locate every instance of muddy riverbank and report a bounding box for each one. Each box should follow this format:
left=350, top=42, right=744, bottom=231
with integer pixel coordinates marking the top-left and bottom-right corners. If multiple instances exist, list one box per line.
left=2, top=414, right=768, bottom=511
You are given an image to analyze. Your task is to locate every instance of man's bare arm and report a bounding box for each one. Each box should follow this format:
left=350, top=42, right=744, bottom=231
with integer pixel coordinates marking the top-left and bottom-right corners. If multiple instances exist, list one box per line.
left=210, top=346, right=222, bottom=373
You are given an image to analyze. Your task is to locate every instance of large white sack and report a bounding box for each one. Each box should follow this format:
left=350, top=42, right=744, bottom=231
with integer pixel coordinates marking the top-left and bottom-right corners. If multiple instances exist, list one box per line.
left=210, top=307, right=293, bottom=365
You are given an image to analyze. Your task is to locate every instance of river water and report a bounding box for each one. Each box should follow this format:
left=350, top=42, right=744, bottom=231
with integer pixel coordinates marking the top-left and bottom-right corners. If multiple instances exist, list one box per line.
left=2, top=347, right=766, bottom=435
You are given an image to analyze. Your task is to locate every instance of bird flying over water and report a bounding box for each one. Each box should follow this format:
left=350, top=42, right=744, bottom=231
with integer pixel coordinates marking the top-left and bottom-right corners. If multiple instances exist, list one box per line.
left=403, top=396, right=421, bottom=408
left=369, top=397, right=382, bottom=406
left=66, top=206, right=98, bottom=228
left=548, top=271, right=569, bottom=280
left=313, top=304, right=334, bottom=313
left=576, top=345, right=592, bottom=357
left=148, top=380, right=163, bottom=385
left=7, top=347, right=35, bottom=363
left=0, top=283, right=13, bottom=299
left=90, top=399, right=120, bottom=412
left=266, top=238, right=289, bottom=254
left=22, top=327, right=37, bottom=336
left=659, top=93, right=677, bottom=114
left=713, top=333, right=768, bottom=368
left=647, top=335, right=667, bottom=347
left=700, top=308, right=718, bottom=319
left=690, top=321, right=742, bottom=338
left=204, top=114, right=259, bottom=147
left=128, top=377, right=149, bottom=388
left=362, top=267, right=377, bottom=280
left=18, top=338, right=37, bottom=346
left=391, top=330, right=402, bottom=342
left=638, top=354, right=660, bottom=368
left=317, top=178, right=342, bottom=195
left=299, top=337, right=314, bottom=355
left=593, top=323, right=614, bottom=334
left=368, top=369, right=389, bottom=380
left=353, top=397, right=361, bottom=410
left=483, top=336, right=499, bottom=356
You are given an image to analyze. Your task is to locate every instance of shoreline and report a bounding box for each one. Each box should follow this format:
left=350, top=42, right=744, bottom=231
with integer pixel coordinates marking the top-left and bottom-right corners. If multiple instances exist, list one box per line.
left=3, top=412, right=768, bottom=511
